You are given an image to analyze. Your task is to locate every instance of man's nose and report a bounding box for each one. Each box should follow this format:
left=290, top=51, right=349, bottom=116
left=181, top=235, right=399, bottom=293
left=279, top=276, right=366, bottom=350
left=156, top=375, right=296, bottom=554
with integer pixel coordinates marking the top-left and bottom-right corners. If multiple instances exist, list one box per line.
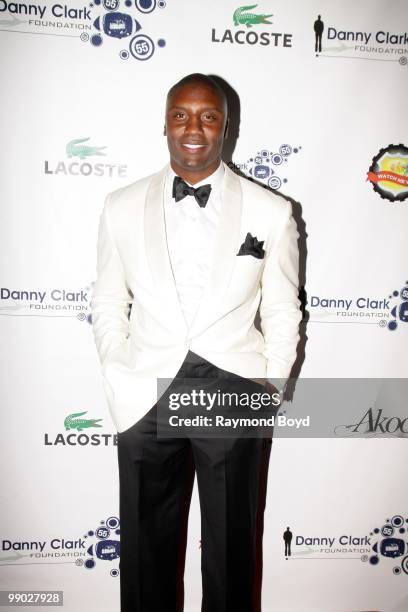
left=185, top=114, right=203, bottom=134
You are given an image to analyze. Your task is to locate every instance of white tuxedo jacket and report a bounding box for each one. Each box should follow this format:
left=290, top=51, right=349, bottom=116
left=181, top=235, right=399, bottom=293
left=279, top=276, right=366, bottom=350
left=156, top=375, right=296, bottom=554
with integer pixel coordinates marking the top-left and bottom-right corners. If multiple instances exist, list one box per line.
left=90, top=162, right=302, bottom=433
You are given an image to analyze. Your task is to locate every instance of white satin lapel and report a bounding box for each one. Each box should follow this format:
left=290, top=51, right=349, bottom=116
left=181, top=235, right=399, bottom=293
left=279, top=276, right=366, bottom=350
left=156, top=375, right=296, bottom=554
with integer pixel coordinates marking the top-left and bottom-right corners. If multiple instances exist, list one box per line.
left=188, top=163, right=243, bottom=337
left=144, top=166, right=188, bottom=334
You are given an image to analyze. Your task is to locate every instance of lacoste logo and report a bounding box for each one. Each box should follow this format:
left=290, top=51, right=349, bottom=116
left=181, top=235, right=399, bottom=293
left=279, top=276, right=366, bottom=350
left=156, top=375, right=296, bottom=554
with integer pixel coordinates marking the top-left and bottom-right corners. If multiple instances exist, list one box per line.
left=233, top=4, right=273, bottom=27
left=66, top=138, right=106, bottom=160
left=64, top=411, right=103, bottom=431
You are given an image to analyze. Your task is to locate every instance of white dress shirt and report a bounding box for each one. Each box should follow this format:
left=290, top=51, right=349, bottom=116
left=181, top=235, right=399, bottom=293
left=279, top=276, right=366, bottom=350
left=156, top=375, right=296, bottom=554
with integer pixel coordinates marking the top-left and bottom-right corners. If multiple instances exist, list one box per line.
left=164, top=162, right=286, bottom=396
left=164, top=162, right=225, bottom=329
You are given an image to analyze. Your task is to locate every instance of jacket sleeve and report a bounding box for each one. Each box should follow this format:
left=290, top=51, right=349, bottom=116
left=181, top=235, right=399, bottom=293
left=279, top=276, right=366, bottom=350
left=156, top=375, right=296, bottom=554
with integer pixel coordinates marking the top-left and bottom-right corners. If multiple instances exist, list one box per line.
left=90, top=193, right=133, bottom=366
left=260, top=200, right=302, bottom=390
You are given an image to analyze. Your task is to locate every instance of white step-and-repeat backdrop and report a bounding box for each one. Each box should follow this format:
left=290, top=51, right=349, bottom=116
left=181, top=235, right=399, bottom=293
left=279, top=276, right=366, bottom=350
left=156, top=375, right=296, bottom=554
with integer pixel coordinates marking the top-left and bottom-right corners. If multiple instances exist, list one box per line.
left=1, top=0, right=407, bottom=610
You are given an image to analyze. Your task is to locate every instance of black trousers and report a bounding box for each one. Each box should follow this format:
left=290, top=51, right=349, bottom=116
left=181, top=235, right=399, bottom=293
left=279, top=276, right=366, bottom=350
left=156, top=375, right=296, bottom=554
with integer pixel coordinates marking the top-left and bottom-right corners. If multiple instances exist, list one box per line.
left=117, top=351, right=273, bottom=612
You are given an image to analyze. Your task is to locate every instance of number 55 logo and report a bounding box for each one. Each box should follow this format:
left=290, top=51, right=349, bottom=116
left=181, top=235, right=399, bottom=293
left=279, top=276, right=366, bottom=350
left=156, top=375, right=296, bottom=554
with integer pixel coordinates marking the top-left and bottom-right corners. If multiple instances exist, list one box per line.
left=103, top=0, right=120, bottom=10
left=130, top=34, right=155, bottom=60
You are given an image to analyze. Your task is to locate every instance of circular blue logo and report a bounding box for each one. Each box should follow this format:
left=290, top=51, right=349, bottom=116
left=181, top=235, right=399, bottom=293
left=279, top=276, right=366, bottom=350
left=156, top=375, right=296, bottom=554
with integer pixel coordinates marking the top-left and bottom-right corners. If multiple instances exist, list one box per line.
left=106, top=516, right=120, bottom=529
left=268, top=176, right=282, bottom=190
left=271, top=153, right=283, bottom=165
left=280, top=144, right=292, bottom=156
left=91, top=34, right=103, bottom=47
left=129, top=34, right=155, bottom=60
left=392, top=515, right=404, bottom=528
left=96, top=526, right=111, bottom=539
left=135, top=0, right=156, bottom=13
left=381, top=524, right=394, bottom=537
left=103, top=0, right=120, bottom=10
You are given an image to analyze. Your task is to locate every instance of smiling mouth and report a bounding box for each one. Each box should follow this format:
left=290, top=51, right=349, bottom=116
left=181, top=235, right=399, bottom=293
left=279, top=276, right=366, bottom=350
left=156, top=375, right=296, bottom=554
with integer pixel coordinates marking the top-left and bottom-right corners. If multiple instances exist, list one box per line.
left=182, top=143, right=207, bottom=150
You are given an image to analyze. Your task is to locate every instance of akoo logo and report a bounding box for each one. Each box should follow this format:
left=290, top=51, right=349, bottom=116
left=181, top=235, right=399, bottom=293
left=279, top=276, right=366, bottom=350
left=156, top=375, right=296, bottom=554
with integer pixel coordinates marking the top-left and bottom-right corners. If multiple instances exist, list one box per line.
left=334, top=408, right=408, bottom=438
left=44, top=137, right=127, bottom=178
left=211, top=4, right=293, bottom=48
left=367, top=144, right=408, bottom=202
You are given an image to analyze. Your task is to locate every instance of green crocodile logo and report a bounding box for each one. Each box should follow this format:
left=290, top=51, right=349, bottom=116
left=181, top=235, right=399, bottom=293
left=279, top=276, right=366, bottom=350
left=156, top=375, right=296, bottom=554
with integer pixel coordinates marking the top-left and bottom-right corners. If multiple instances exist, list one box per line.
left=66, top=138, right=106, bottom=160
left=64, top=411, right=103, bottom=431
left=233, top=5, right=273, bottom=27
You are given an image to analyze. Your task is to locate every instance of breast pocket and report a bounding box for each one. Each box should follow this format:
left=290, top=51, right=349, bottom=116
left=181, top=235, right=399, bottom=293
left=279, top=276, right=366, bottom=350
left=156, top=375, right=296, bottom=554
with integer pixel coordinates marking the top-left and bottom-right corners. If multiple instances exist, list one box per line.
left=236, top=254, right=265, bottom=272
left=227, top=255, right=265, bottom=303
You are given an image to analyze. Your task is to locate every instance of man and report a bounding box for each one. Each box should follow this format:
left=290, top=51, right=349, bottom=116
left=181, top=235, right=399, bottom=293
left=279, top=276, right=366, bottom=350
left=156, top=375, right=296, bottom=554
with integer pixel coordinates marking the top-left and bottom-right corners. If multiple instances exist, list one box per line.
left=314, top=14, right=324, bottom=53
left=283, top=526, right=293, bottom=557
left=91, top=73, right=301, bottom=612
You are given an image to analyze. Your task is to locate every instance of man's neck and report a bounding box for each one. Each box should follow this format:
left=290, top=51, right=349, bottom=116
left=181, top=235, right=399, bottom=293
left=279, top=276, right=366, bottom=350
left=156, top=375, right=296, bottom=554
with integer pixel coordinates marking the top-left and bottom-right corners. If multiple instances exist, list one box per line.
left=170, top=160, right=222, bottom=185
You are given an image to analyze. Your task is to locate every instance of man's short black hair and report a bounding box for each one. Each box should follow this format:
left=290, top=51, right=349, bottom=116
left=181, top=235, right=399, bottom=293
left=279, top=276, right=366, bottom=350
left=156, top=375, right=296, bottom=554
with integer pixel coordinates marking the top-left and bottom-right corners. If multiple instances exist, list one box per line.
left=166, top=73, right=228, bottom=113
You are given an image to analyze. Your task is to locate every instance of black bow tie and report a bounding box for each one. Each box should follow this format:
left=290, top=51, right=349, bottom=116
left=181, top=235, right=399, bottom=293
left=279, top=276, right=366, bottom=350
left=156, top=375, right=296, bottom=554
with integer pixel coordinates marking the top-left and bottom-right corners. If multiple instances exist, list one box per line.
left=172, top=176, right=212, bottom=208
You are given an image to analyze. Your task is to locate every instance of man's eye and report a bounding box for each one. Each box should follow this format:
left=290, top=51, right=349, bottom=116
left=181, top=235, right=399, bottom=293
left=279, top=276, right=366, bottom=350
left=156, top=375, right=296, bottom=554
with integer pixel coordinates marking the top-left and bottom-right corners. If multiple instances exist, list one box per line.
left=174, top=112, right=185, bottom=119
left=203, top=113, right=216, bottom=121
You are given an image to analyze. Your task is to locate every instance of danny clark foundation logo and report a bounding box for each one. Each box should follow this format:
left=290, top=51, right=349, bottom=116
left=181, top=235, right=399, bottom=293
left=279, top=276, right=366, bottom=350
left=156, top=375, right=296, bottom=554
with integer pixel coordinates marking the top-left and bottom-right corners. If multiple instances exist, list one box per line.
left=0, top=515, right=121, bottom=577
left=306, top=280, right=408, bottom=332
left=0, top=284, right=92, bottom=322
left=284, top=516, right=408, bottom=576
left=312, top=13, right=408, bottom=68
left=0, top=0, right=167, bottom=61
left=283, top=525, right=371, bottom=560
left=367, top=144, right=408, bottom=203
left=44, top=411, right=117, bottom=446
left=44, top=137, right=127, bottom=178
left=211, top=4, right=293, bottom=48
